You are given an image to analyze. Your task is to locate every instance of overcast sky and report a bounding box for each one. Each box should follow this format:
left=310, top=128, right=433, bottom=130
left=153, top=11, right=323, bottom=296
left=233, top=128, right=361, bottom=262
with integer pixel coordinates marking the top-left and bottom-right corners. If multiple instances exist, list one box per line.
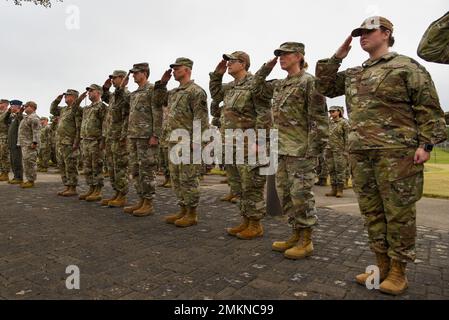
left=1, top=0, right=448, bottom=119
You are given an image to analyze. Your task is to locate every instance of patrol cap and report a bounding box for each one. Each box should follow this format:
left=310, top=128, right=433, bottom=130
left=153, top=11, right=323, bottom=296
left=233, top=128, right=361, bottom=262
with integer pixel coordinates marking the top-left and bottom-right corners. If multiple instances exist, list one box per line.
left=351, top=16, right=394, bottom=37
left=109, top=70, right=127, bottom=78
left=223, top=51, right=251, bottom=69
left=24, top=101, right=37, bottom=110
left=86, top=84, right=103, bottom=93
left=329, top=106, right=342, bottom=112
left=0, top=99, right=9, bottom=104
left=64, top=89, right=80, bottom=97
left=130, top=62, right=150, bottom=74
left=274, top=42, right=305, bottom=57
left=170, top=57, right=194, bottom=69
left=9, top=100, right=23, bottom=106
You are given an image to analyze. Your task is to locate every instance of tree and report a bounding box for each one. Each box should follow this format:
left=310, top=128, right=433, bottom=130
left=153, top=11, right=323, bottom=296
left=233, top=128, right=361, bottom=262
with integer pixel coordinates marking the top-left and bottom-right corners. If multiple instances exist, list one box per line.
left=9, top=0, right=62, bottom=8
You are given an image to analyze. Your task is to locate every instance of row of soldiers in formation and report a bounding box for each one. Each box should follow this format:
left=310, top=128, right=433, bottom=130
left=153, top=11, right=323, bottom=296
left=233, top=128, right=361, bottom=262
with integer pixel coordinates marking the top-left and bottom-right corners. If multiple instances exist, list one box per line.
left=1, top=14, right=449, bottom=297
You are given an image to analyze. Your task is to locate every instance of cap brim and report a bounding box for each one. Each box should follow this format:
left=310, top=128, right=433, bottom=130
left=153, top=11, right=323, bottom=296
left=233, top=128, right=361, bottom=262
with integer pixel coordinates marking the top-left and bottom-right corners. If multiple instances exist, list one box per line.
left=351, top=27, right=378, bottom=37
left=222, top=54, right=234, bottom=61
left=274, top=49, right=294, bottom=57
left=169, top=63, right=181, bottom=68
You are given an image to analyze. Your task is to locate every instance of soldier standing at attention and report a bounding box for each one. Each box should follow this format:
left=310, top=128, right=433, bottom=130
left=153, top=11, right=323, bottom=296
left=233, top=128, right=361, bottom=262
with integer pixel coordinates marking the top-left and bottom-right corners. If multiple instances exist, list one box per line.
left=101, top=70, right=131, bottom=208
left=156, top=58, right=209, bottom=228
left=6, top=100, right=24, bottom=185
left=38, top=117, right=51, bottom=173
left=78, top=85, right=107, bottom=202
left=17, top=101, right=41, bottom=188
left=50, top=90, right=84, bottom=197
left=316, top=16, right=447, bottom=295
left=210, top=51, right=272, bottom=240
left=324, top=106, right=349, bottom=198
left=122, top=63, right=164, bottom=217
left=157, top=104, right=172, bottom=189
left=254, top=42, right=328, bottom=257
left=0, top=99, right=11, bottom=182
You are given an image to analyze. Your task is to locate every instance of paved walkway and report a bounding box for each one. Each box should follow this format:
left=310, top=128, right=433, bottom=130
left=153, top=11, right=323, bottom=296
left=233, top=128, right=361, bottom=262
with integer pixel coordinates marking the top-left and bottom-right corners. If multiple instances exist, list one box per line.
left=0, top=172, right=448, bottom=300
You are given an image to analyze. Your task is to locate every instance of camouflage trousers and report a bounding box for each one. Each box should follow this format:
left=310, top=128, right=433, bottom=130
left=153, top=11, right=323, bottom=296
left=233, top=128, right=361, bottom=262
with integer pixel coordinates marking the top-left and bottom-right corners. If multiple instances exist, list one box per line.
left=9, top=145, right=23, bottom=180
left=316, top=153, right=328, bottom=180
left=0, top=137, right=10, bottom=173
left=350, top=148, right=423, bottom=263
left=56, top=143, right=79, bottom=187
left=128, top=138, right=158, bottom=200
left=22, top=146, right=38, bottom=182
left=81, top=139, right=104, bottom=187
left=38, top=146, right=51, bottom=169
left=325, top=149, right=348, bottom=186
left=109, top=140, right=129, bottom=194
left=159, top=146, right=170, bottom=178
left=276, top=155, right=318, bottom=230
left=169, top=162, right=201, bottom=208
left=104, top=139, right=113, bottom=177
left=225, top=164, right=242, bottom=196
left=237, top=164, right=267, bottom=220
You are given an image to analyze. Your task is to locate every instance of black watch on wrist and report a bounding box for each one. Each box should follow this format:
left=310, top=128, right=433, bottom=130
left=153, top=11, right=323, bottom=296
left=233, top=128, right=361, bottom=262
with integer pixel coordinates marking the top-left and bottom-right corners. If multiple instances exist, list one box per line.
left=423, top=144, right=434, bottom=152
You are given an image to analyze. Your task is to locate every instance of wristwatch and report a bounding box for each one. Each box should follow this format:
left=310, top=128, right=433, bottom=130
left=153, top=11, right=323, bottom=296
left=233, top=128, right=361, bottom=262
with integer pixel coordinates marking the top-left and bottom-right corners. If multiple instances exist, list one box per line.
left=423, top=144, right=434, bottom=152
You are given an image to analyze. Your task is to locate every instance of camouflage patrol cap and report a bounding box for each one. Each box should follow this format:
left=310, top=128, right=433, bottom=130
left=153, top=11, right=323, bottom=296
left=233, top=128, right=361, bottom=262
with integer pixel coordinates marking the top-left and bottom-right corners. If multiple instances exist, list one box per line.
left=223, top=51, right=251, bottom=69
left=130, top=62, right=150, bottom=74
left=9, top=100, right=23, bottom=106
left=86, top=84, right=103, bottom=93
left=351, top=16, right=394, bottom=37
left=109, top=70, right=127, bottom=78
left=170, top=57, right=194, bottom=69
left=24, top=101, right=37, bottom=110
left=0, top=99, right=9, bottom=104
left=274, top=42, right=305, bottom=57
left=64, top=89, right=80, bottom=97
left=329, top=106, right=342, bottom=112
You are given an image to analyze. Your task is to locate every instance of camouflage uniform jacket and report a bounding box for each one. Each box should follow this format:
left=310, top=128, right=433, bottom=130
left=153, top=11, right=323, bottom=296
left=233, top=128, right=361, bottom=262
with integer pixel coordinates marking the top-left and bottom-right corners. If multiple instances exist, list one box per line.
left=0, top=110, right=9, bottom=138
left=80, top=101, right=107, bottom=140
left=50, top=97, right=83, bottom=145
left=18, top=112, right=41, bottom=147
left=316, top=52, right=447, bottom=151
left=40, top=125, right=52, bottom=149
left=125, top=82, right=165, bottom=139
left=253, top=64, right=328, bottom=158
left=418, top=12, right=449, bottom=64
left=326, top=117, right=349, bottom=152
left=101, top=87, right=131, bottom=141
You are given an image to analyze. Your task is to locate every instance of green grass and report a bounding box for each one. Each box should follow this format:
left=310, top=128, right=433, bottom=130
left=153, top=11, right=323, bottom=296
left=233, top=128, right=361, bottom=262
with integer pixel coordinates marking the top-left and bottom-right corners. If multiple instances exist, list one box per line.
left=427, top=147, right=449, bottom=164
left=424, top=163, right=449, bottom=198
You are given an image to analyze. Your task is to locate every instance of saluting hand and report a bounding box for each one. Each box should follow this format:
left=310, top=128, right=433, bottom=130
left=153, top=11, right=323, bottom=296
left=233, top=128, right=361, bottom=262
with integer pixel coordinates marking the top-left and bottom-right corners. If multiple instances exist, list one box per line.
left=103, top=78, right=112, bottom=90
left=266, top=57, right=278, bottom=70
left=335, top=35, right=353, bottom=60
left=120, top=73, right=130, bottom=89
left=160, top=69, right=172, bottom=85
left=215, top=60, right=228, bottom=75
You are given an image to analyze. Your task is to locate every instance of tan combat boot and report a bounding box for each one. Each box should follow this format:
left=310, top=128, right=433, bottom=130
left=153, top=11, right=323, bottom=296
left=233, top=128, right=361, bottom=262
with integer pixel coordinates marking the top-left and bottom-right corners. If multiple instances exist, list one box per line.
left=124, top=198, right=144, bottom=214
left=236, top=219, right=264, bottom=240
left=379, top=260, right=408, bottom=295
left=20, top=181, right=35, bottom=189
left=62, top=186, right=78, bottom=197
left=9, top=179, right=23, bottom=185
left=58, top=186, right=70, bottom=196
left=165, top=206, right=187, bottom=224
left=175, top=207, right=198, bottom=227
left=336, top=185, right=344, bottom=198
left=284, top=228, right=314, bottom=259
left=226, top=217, right=250, bottom=236
left=108, top=192, right=127, bottom=208
left=79, top=186, right=95, bottom=200
left=272, top=229, right=301, bottom=252
left=101, top=191, right=119, bottom=206
left=132, top=199, right=154, bottom=217
left=220, top=193, right=236, bottom=202
left=356, top=252, right=390, bottom=286
left=0, top=172, right=9, bottom=182
left=86, top=186, right=102, bottom=202
left=325, top=185, right=337, bottom=197
left=230, top=195, right=240, bottom=204
left=163, top=179, right=172, bottom=188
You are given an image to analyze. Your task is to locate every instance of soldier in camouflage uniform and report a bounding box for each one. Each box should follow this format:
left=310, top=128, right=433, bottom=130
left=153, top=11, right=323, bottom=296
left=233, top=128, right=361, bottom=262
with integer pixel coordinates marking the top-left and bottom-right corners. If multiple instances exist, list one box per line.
left=121, top=63, right=164, bottom=217
left=255, top=42, right=328, bottom=257
left=316, top=16, right=448, bottom=295
left=0, top=99, right=10, bottom=182
left=17, top=101, right=41, bottom=188
left=38, top=117, right=51, bottom=172
left=325, top=106, right=349, bottom=198
left=157, top=104, right=171, bottom=188
left=100, top=70, right=131, bottom=208
left=51, top=90, right=84, bottom=197
left=417, top=12, right=449, bottom=64
left=210, top=51, right=272, bottom=240
left=156, top=57, right=209, bottom=228
left=78, top=84, right=108, bottom=202
left=49, top=116, right=58, bottom=167
left=315, top=152, right=328, bottom=186
left=6, top=100, right=24, bottom=184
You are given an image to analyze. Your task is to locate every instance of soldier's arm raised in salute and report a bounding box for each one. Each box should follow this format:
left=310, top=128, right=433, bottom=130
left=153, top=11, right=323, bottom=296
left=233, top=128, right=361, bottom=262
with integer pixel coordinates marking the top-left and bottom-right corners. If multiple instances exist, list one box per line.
left=72, top=91, right=87, bottom=150
left=151, top=70, right=170, bottom=146
left=50, top=94, right=64, bottom=117
left=209, top=59, right=230, bottom=103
